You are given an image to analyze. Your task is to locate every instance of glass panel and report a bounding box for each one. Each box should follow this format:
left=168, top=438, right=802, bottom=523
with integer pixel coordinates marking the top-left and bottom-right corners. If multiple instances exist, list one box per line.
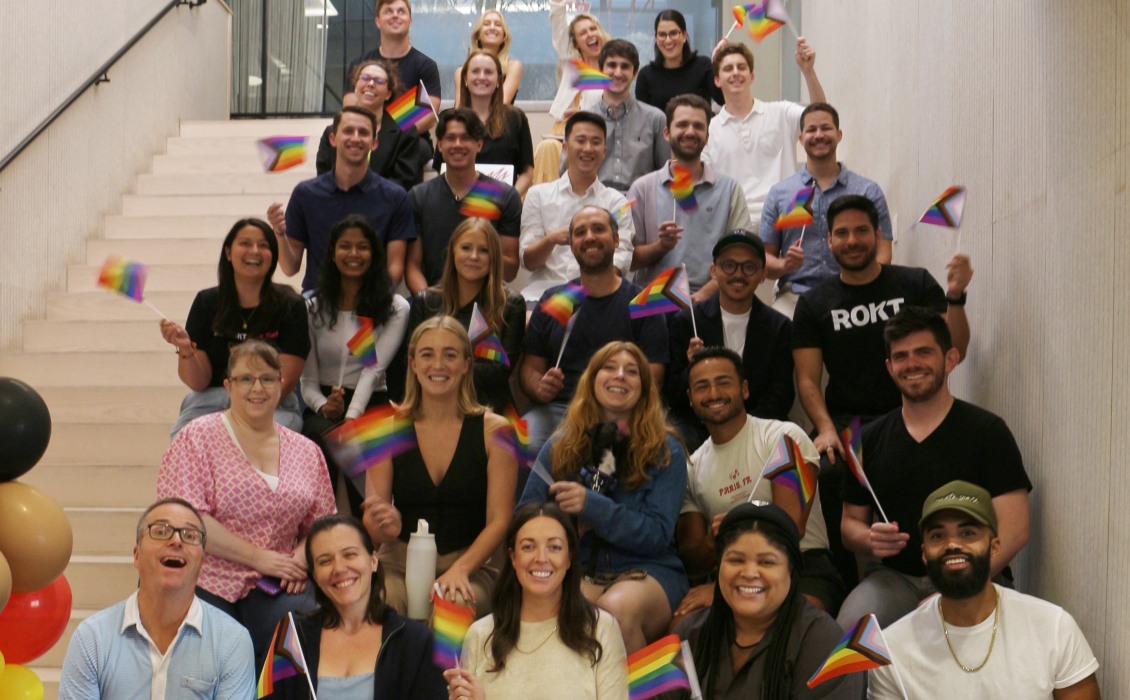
left=232, top=0, right=331, bottom=115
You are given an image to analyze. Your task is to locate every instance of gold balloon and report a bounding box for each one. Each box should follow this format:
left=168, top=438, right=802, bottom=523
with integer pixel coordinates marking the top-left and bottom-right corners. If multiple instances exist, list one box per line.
left=0, top=483, right=72, bottom=592
left=0, top=550, right=10, bottom=612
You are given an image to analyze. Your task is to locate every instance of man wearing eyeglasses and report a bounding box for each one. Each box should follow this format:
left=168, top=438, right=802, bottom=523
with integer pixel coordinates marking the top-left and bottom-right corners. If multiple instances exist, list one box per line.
left=664, top=231, right=794, bottom=451
left=59, top=498, right=255, bottom=699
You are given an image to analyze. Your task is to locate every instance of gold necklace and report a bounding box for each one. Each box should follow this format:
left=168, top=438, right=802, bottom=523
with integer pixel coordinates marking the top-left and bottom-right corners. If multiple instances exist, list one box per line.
left=940, top=590, right=999, bottom=673
left=515, top=624, right=558, bottom=654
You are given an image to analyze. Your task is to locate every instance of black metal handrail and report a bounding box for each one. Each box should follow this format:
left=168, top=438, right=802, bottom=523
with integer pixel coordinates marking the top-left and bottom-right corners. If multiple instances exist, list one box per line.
left=0, top=0, right=207, bottom=174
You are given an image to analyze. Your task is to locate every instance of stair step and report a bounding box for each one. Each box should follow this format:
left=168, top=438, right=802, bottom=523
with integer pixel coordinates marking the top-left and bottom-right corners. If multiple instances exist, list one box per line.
left=88, top=237, right=227, bottom=265
left=45, top=291, right=194, bottom=321
left=0, top=351, right=180, bottom=386
left=68, top=507, right=146, bottom=556
left=179, top=118, right=330, bottom=138
left=69, top=262, right=301, bottom=293
left=151, top=153, right=316, bottom=175
left=136, top=171, right=308, bottom=196
left=22, top=464, right=159, bottom=508
left=25, top=320, right=175, bottom=352
left=121, top=193, right=281, bottom=217
left=105, top=214, right=240, bottom=239
left=42, top=423, right=170, bottom=465
left=36, top=386, right=185, bottom=424
left=166, top=133, right=328, bottom=156
left=66, top=556, right=140, bottom=610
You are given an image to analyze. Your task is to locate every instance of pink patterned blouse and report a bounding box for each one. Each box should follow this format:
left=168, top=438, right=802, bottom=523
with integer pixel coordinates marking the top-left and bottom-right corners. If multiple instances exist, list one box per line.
left=157, top=412, right=336, bottom=601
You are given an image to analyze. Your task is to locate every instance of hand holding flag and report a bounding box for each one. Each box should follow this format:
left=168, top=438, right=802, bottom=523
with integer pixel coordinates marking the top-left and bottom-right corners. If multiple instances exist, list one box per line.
left=840, top=417, right=890, bottom=523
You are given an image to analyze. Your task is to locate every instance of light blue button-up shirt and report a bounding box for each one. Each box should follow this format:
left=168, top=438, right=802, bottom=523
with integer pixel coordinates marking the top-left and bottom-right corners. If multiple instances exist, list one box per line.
left=759, top=164, right=892, bottom=294
left=59, top=592, right=255, bottom=700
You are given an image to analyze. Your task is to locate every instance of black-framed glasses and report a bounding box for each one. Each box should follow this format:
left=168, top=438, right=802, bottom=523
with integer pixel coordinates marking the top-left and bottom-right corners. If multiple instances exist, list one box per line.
left=145, top=522, right=206, bottom=546
left=718, top=259, right=763, bottom=276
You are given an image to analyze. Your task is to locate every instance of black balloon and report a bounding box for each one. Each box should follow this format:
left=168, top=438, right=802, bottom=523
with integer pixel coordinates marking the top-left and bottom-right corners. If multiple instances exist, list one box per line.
left=0, top=377, right=52, bottom=481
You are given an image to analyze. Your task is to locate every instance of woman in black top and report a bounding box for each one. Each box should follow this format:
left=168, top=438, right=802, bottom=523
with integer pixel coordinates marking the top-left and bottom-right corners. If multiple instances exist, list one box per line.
left=315, top=59, right=422, bottom=191
left=635, top=10, right=724, bottom=113
left=362, top=317, right=517, bottom=618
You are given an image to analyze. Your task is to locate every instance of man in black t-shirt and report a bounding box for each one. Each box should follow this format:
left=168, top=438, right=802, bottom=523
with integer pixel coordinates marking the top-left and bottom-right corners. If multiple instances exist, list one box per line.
left=792, top=194, right=973, bottom=586
left=521, top=205, right=669, bottom=457
left=836, top=307, right=1031, bottom=628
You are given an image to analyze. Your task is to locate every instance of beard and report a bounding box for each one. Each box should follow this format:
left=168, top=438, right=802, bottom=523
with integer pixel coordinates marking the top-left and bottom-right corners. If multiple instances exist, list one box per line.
left=897, top=368, right=946, bottom=403
left=926, top=549, right=991, bottom=600
left=834, top=242, right=878, bottom=272
left=694, top=396, right=745, bottom=426
left=670, top=136, right=704, bottom=162
left=576, top=245, right=614, bottom=274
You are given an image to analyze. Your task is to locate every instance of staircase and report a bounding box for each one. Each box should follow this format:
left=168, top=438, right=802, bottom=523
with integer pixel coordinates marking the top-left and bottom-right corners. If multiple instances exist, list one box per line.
left=0, top=118, right=328, bottom=698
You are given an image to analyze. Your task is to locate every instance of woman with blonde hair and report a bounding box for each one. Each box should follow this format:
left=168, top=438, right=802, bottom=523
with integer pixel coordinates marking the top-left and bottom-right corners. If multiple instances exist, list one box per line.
left=454, top=10, right=523, bottom=106
left=531, top=0, right=611, bottom=184
left=362, top=317, right=517, bottom=617
left=437, top=51, right=533, bottom=197
left=406, top=218, right=524, bottom=413
left=518, top=341, right=688, bottom=653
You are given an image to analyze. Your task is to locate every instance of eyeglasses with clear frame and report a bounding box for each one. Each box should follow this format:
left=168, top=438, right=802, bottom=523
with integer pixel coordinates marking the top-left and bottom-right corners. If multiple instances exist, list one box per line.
left=144, top=522, right=206, bottom=546
left=230, top=374, right=281, bottom=390
left=357, top=74, right=388, bottom=86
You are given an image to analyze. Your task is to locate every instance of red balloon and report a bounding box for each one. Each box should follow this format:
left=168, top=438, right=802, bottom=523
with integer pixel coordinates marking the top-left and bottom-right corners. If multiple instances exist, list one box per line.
left=0, top=574, right=72, bottom=664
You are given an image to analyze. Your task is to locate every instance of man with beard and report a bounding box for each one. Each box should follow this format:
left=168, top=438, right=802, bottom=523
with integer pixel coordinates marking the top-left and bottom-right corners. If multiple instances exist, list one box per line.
left=628, top=93, right=751, bottom=301
left=521, top=205, right=669, bottom=455
left=60, top=498, right=255, bottom=698
left=520, top=112, right=635, bottom=303
left=792, top=195, right=972, bottom=587
left=672, top=346, right=843, bottom=624
left=836, top=307, right=1031, bottom=629
left=868, top=482, right=1098, bottom=699
left=759, top=103, right=893, bottom=318
left=664, top=231, right=794, bottom=451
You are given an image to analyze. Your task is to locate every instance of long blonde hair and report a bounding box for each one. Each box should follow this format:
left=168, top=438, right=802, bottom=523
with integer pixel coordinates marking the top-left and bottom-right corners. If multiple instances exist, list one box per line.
left=551, top=342, right=675, bottom=489
left=567, top=13, right=610, bottom=61
left=457, top=50, right=509, bottom=138
left=434, top=218, right=509, bottom=336
left=398, top=316, right=486, bottom=419
left=470, top=10, right=513, bottom=75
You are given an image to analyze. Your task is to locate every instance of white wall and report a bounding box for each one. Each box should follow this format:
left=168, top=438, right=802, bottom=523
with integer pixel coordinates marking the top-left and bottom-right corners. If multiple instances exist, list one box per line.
left=804, top=1, right=1128, bottom=692
left=0, top=1, right=230, bottom=350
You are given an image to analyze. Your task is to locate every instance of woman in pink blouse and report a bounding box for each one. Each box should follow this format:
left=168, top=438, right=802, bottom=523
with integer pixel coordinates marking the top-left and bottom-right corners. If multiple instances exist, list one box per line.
left=158, top=339, right=336, bottom=666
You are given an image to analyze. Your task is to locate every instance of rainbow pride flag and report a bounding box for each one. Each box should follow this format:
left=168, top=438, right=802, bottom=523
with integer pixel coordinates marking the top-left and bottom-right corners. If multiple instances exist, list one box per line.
left=327, top=405, right=416, bottom=477
left=739, top=0, right=789, bottom=42
left=807, top=614, right=893, bottom=687
left=566, top=58, right=613, bottom=90
left=614, top=198, right=637, bottom=221
left=97, top=256, right=148, bottom=302
left=627, top=634, right=691, bottom=699
left=919, top=186, right=967, bottom=228
left=668, top=163, right=698, bottom=211
left=432, top=591, right=476, bottom=670
left=257, top=612, right=310, bottom=698
left=459, top=178, right=507, bottom=220
left=388, top=82, right=433, bottom=131
left=761, top=434, right=818, bottom=511
left=498, top=404, right=531, bottom=467
left=347, top=316, right=379, bottom=369
left=539, top=282, right=587, bottom=326
left=629, top=267, right=692, bottom=319
left=256, top=136, right=306, bottom=173
left=468, top=303, right=509, bottom=365
left=841, top=416, right=869, bottom=490
left=774, top=186, right=816, bottom=230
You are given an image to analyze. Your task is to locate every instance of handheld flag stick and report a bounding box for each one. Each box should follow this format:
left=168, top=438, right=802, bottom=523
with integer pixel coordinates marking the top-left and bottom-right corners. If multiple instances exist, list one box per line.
left=294, top=612, right=319, bottom=700
left=143, top=300, right=168, bottom=319
left=554, top=316, right=576, bottom=369
left=681, top=641, right=703, bottom=700
left=338, top=340, right=349, bottom=388
left=724, top=19, right=738, bottom=40
left=797, top=223, right=808, bottom=247
left=683, top=264, right=699, bottom=338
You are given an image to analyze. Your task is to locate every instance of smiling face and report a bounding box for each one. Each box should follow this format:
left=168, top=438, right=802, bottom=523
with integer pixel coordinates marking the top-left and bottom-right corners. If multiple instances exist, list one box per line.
left=688, top=357, right=748, bottom=427
left=510, top=516, right=570, bottom=604
left=224, top=224, right=273, bottom=282
left=564, top=121, right=607, bottom=181
left=600, top=54, right=636, bottom=98
left=408, top=328, right=472, bottom=399
left=665, top=104, right=709, bottom=161
left=593, top=350, right=643, bottom=422
left=438, top=117, right=482, bottom=171
left=333, top=226, right=373, bottom=281
left=375, top=0, right=411, bottom=39
left=224, top=353, right=282, bottom=421
left=711, top=244, right=765, bottom=306
left=886, top=329, right=957, bottom=403
left=569, top=206, right=616, bottom=274
left=799, top=109, right=842, bottom=161
left=714, top=52, right=752, bottom=98
left=134, top=502, right=205, bottom=594
left=571, top=17, right=603, bottom=62
left=464, top=54, right=500, bottom=100
left=353, top=64, right=391, bottom=110
left=330, top=111, right=377, bottom=168
left=655, top=19, right=686, bottom=65
left=310, top=524, right=378, bottom=615
left=922, top=512, right=999, bottom=600
left=476, top=11, right=507, bottom=51
left=452, top=226, right=490, bottom=285
left=828, top=208, right=879, bottom=273
left=718, top=531, right=791, bottom=628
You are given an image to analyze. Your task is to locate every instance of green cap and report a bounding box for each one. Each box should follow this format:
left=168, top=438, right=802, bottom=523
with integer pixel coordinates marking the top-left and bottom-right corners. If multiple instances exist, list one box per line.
left=919, top=480, right=997, bottom=535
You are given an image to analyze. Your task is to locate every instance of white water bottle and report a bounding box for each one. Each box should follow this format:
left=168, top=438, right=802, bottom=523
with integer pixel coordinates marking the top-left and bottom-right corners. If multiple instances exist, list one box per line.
left=405, top=518, right=437, bottom=620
